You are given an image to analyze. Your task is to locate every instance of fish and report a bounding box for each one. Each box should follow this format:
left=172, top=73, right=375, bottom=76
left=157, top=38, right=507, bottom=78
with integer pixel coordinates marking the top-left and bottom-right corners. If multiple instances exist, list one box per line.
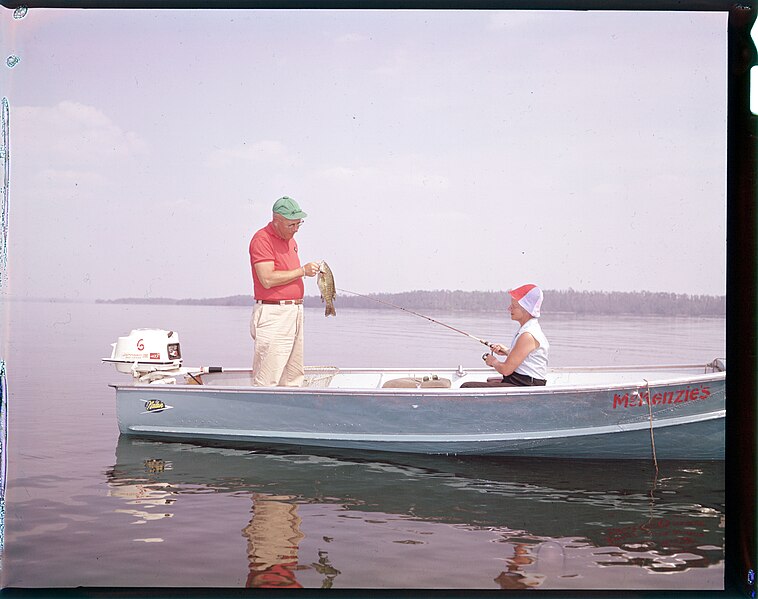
left=317, top=261, right=336, bottom=317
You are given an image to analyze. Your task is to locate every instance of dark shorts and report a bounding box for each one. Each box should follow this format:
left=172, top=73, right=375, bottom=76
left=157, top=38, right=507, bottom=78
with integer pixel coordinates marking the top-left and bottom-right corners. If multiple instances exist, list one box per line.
left=461, top=372, right=547, bottom=388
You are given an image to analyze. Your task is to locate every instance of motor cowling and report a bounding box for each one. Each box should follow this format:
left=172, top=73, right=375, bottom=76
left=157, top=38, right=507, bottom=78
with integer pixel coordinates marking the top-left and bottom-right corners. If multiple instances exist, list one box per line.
left=104, top=329, right=182, bottom=374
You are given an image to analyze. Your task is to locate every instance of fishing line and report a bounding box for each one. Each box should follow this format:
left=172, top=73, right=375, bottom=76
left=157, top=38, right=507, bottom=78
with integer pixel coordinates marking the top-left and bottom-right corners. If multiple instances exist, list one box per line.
left=335, top=287, right=494, bottom=349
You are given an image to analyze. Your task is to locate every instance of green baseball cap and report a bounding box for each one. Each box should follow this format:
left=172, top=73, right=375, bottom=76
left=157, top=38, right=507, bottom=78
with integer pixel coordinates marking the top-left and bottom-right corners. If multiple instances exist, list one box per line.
left=272, top=196, right=307, bottom=220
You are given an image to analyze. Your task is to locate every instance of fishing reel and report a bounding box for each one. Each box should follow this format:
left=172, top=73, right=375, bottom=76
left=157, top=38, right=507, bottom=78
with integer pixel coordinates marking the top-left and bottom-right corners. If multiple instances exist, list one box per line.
left=482, top=342, right=497, bottom=361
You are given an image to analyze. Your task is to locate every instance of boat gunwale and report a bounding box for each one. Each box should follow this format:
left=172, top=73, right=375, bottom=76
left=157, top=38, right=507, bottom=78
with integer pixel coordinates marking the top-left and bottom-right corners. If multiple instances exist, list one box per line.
left=109, top=369, right=725, bottom=396
left=191, top=362, right=721, bottom=373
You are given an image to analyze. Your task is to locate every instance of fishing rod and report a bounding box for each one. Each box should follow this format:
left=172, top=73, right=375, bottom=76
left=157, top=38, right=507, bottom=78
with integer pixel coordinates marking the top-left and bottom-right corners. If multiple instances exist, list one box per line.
left=336, top=287, right=495, bottom=350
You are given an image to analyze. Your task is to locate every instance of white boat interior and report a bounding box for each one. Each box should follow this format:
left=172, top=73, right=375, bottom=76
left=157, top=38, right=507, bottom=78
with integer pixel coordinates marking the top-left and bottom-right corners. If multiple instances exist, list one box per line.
left=177, top=361, right=725, bottom=391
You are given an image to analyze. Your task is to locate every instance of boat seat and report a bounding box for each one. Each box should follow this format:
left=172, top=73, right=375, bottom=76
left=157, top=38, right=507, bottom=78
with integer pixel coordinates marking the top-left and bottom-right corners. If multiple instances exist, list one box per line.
left=382, top=376, right=451, bottom=389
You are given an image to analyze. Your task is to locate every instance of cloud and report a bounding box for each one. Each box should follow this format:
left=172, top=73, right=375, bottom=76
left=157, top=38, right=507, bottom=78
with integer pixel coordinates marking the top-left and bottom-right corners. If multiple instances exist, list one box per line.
left=206, top=140, right=300, bottom=169
left=335, top=32, right=367, bottom=44
left=372, top=48, right=410, bottom=77
left=13, top=101, right=148, bottom=169
left=37, top=168, right=108, bottom=189
left=402, top=170, right=450, bottom=192
left=313, top=161, right=450, bottom=195
left=314, top=165, right=380, bottom=182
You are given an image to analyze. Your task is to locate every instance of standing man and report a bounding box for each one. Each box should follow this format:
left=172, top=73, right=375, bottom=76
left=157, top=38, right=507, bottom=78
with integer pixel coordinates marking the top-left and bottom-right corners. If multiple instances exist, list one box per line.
left=249, top=196, right=320, bottom=387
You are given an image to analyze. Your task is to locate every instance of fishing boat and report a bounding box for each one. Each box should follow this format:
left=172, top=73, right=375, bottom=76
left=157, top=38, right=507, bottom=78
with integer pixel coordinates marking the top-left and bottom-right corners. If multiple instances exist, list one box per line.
left=103, top=329, right=726, bottom=460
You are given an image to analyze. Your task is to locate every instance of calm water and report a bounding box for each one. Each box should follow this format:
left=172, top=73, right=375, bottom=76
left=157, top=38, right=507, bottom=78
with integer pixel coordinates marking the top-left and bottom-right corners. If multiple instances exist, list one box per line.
left=0, top=300, right=726, bottom=589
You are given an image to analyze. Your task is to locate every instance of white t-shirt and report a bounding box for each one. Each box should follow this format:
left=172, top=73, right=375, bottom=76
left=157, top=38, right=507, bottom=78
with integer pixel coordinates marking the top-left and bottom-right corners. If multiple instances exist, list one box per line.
left=511, top=318, right=549, bottom=379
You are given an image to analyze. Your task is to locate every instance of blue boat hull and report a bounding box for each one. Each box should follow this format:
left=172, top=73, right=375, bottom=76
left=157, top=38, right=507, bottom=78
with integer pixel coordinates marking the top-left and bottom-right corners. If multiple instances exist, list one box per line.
left=110, top=367, right=725, bottom=460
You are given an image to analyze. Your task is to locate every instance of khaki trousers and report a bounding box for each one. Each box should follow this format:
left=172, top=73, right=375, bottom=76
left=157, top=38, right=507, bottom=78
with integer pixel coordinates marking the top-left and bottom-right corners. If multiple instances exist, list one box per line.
left=250, top=303, right=305, bottom=387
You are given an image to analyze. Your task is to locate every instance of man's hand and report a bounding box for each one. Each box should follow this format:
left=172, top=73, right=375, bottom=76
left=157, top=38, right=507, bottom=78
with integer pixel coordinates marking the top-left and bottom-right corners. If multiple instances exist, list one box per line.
left=302, top=262, right=321, bottom=277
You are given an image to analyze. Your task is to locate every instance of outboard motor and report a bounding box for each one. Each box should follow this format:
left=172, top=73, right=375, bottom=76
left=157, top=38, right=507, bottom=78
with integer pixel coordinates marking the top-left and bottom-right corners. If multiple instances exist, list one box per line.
left=103, top=329, right=182, bottom=379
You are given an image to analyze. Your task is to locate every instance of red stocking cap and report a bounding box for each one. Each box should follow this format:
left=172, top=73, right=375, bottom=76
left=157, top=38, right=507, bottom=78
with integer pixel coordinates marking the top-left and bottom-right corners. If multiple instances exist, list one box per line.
left=508, top=284, right=543, bottom=317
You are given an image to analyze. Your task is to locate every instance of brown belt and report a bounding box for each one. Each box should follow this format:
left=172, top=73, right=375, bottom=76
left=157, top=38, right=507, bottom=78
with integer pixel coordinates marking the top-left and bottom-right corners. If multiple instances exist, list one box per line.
left=255, top=299, right=303, bottom=305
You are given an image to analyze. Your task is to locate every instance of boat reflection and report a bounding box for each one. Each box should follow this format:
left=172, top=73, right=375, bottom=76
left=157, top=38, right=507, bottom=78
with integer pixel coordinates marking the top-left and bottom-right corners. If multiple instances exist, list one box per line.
left=106, top=437, right=724, bottom=589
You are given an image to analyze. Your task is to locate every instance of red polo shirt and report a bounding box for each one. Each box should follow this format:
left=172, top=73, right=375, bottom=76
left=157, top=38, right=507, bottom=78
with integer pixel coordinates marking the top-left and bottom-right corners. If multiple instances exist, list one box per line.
left=249, top=222, right=304, bottom=301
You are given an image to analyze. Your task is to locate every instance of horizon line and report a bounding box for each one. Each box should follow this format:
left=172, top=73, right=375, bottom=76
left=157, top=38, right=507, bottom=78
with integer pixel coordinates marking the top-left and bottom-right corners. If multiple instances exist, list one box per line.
left=0, top=287, right=729, bottom=303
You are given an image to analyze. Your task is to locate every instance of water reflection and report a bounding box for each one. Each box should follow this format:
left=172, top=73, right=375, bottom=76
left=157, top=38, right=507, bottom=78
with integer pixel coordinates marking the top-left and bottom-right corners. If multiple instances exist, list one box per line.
left=106, top=438, right=724, bottom=589
left=241, top=493, right=304, bottom=587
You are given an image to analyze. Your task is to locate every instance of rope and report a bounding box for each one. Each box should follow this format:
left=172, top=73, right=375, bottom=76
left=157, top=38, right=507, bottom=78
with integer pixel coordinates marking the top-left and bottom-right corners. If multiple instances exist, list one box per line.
left=643, top=378, right=659, bottom=475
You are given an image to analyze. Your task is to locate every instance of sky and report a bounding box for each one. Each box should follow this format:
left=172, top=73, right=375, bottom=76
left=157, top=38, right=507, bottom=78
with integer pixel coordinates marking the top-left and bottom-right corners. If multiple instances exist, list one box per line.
left=0, top=8, right=728, bottom=300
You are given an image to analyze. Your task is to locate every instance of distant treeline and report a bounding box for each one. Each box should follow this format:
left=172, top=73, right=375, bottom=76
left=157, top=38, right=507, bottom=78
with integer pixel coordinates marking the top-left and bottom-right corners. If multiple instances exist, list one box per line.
left=97, top=289, right=725, bottom=317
